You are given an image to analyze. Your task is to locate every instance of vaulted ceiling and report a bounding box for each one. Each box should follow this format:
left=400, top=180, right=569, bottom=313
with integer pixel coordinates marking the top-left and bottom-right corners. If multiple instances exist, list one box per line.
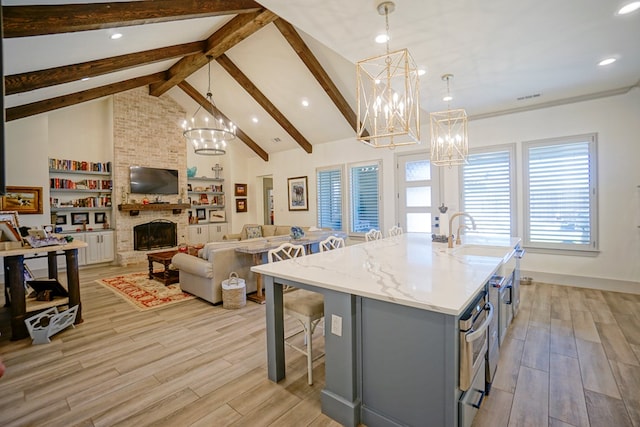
left=3, top=0, right=640, bottom=162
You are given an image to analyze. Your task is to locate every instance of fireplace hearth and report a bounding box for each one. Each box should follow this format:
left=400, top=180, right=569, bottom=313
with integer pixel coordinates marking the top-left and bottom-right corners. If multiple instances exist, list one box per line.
left=134, top=220, right=177, bottom=251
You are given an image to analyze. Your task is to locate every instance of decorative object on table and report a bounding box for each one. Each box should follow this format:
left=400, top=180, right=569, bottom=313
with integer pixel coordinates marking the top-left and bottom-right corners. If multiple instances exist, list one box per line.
left=430, top=74, right=469, bottom=167
left=356, top=0, right=420, bottom=149
left=287, top=176, right=308, bottom=211
left=235, top=198, right=247, bottom=213
left=24, top=305, right=79, bottom=345
left=221, top=272, right=246, bottom=310
left=24, top=234, right=68, bottom=248
left=181, top=55, right=236, bottom=155
left=234, top=183, right=247, bottom=196
left=0, top=220, right=23, bottom=249
left=438, top=203, right=450, bottom=237
left=96, top=272, right=195, bottom=311
left=431, top=234, right=449, bottom=243
left=212, top=163, right=223, bottom=179
left=0, top=186, right=43, bottom=214
left=0, top=210, right=21, bottom=228
left=290, top=226, right=305, bottom=240
left=186, top=166, right=197, bottom=178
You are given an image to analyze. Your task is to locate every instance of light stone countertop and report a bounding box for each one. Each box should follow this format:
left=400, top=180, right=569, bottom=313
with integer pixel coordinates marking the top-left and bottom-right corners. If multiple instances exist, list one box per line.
left=252, top=233, right=521, bottom=316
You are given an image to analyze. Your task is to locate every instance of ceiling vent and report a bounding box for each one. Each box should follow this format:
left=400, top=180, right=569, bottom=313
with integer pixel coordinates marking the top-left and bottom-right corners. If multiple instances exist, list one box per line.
left=271, top=137, right=282, bottom=143
left=516, top=93, right=542, bottom=101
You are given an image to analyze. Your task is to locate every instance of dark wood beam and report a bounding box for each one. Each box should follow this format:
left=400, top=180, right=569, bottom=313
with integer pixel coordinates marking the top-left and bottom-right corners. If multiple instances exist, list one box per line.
left=150, top=9, right=277, bottom=97
left=5, top=73, right=165, bottom=122
left=216, top=54, right=313, bottom=154
left=2, top=0, right=262, bottom=38
left=178, top=81, right=268, bottom=161
left=5, top=41, right=205, bottom=95
left=273, top=18, right=359, bottom=135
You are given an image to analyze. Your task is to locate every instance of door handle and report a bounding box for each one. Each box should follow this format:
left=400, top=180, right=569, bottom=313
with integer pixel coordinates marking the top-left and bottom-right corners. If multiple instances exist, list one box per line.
left=465, top=302, right=494, bottom=342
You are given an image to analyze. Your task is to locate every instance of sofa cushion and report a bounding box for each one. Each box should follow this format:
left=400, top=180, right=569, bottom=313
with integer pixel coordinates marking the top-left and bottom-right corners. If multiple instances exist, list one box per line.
left=245, top=225, right=263, bottom=239
left=275, top=226, right=292, bottom=236
left=262, top=225, right=277, bottom=237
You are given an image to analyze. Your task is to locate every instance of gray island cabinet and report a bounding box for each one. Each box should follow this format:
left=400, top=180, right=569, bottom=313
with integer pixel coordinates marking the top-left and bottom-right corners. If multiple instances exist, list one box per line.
left=254, top=233, right=518, bottom=427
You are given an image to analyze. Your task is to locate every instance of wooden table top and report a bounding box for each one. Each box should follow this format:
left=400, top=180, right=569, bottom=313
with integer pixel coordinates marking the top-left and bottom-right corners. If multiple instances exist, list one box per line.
left=147, top=250, right=179, bottom=262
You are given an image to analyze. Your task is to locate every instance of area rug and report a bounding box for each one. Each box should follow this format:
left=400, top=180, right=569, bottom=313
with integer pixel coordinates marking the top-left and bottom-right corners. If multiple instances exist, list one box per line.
left=96, top=272, right=195, bottom=311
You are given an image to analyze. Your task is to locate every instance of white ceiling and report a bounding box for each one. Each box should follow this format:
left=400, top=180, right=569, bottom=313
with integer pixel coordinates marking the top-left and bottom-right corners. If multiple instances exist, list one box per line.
left=3, top=0, right=640, bottom=157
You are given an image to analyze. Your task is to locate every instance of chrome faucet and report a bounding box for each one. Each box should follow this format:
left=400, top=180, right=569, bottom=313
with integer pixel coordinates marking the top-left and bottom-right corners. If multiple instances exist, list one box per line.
left=448, top=212, right=476, bottom=248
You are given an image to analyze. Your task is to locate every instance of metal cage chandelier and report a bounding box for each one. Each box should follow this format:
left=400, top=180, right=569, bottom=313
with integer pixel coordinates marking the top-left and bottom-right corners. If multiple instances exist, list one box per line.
left=430, top=74, right=468, bottom=166
left=356, top=1, right=420, bottom=149
left=182, top=56, right=236, bottom=155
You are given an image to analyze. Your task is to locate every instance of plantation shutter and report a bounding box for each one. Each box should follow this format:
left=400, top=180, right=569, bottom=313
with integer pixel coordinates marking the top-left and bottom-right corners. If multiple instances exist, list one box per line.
left=525, top=136, right=596, bottom=250
left=350, top=163, right=380, bottom=233
left=317, top=168, right=343, bottom=230
left=462, top=150, right=513, bottom=235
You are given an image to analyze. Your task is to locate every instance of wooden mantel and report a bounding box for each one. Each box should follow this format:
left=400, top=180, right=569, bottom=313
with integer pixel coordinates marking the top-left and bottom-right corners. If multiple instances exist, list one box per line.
left=118, top=203, right=190, bottom=216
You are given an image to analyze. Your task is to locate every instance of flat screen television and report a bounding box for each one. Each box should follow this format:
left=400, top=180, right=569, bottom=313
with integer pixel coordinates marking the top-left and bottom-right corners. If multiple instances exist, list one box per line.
left=129, top=166, right=179, bottom=195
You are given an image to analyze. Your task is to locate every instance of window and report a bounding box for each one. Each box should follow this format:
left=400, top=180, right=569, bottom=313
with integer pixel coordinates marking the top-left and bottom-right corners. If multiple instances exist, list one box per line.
left=461, top=145, right=516, bottom=236
left=349, top=161, right=381, bottom=233
left=523, top=134, right=598, bottom=252
left=316, top=166, right=343, bottom=230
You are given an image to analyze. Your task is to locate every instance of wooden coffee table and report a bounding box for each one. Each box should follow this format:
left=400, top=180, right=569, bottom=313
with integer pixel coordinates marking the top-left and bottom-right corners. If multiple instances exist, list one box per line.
left=147, top=250, right=180, bottom=286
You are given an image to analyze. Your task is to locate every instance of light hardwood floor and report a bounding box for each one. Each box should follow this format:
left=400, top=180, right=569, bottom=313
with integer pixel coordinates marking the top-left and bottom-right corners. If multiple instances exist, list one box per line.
left=0, top=264, right=638, bottom=426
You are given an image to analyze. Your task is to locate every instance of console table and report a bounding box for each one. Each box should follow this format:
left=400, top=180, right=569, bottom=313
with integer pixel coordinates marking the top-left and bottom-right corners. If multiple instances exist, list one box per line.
left=1, top=240, right=88, bottom=340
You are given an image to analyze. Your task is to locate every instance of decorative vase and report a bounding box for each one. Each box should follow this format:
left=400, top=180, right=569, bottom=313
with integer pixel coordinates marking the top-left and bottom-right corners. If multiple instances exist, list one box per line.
left=290, top=226, right=305, bottom=240
left=187, top=166, right=197, bottom=178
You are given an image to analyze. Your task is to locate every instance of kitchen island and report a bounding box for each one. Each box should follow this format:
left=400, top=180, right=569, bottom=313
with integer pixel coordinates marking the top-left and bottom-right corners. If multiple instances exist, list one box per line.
left=253, top=233, right=520, bottom=427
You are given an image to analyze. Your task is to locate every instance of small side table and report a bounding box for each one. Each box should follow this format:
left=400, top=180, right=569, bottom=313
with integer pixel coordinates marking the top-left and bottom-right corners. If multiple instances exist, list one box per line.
left=147, top=250, right=179, bottom=286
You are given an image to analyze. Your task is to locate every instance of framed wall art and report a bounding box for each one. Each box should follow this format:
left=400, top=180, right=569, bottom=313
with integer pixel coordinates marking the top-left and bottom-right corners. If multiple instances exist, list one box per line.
left=94, top=212, right=106, bottom=224
left=55, top=214, right=67, bottom=225
left=234, top=183, right=247, bottom=197
left=196, top=208, right=206, bottom=220
left=287, top=176, right=308, bottom=211
left=0, top=210, right=20, bottom=229
left=71, top=212, right=89, bottom=225
left=0, top=186, right=43, bottom=214
left=209, top=210, right=226, bottom=222
left=235, top=198, right=247, bottom=213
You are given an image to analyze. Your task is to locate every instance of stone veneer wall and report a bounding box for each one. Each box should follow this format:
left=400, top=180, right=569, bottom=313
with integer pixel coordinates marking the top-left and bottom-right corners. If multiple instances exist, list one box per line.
left=113, top=87, right=187, bottom=265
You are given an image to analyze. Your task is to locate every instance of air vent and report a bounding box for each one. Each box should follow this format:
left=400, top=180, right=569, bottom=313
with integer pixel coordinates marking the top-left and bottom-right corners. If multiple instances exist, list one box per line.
left=516, top=93, right=542, bottom=101
left=272, top=137, right=282, bottom=143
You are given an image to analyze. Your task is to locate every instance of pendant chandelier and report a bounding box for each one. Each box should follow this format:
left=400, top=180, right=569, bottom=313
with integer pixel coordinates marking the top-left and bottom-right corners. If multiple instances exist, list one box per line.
left=182, top=56, right=236, bottom=155
left=430, top=74, right=468, bottom=166
left=356, top=1, right=420, bottom=149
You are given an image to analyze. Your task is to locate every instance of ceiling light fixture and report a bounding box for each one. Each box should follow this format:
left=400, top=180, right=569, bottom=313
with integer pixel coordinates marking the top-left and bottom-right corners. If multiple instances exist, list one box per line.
left=301, top=99, right=310, bottom=107
left=375, top=34, right=389, bottom=44
left=182, top=56, right=236, bottom=155
left=110, top=33, right=122, bottom=40
left=356, top=0, right=420, bottom=149
left=618, top=1, right=640, bottom=14
left=598, top=57, right=616, bottom=66
left=430, top=74, right=468, bottom=167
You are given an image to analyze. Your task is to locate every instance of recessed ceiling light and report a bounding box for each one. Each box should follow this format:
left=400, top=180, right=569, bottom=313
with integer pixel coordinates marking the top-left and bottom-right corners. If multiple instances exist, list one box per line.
left=81, top=77, right=90, bottom=82
left=598, top=57, right=616, bottom=66
left=110, top=33, right=122, bottom=40
left=442, top=95, right=453, bottom=102
left=375, top=34, right=389, bottom=44
left=618, top=1, right=640, bottom=14
left=252, top=116, right=259, bottom=123
left=418, top=69, right=426, bottom=76
left=301, top=99, right=310, bottom=107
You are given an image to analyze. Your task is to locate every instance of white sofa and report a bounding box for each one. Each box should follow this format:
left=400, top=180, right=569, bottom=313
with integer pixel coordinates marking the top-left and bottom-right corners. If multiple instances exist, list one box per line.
left=171, top=240, right=260, bottom=304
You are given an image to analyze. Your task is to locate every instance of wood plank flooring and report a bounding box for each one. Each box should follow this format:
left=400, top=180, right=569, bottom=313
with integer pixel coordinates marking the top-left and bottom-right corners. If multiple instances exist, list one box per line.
left=0, top=264, right=639, bottom=426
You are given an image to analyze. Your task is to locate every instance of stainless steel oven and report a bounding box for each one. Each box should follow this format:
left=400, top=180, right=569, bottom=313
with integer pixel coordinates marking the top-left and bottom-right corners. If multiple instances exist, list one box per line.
left=459, top=290, right=494, bottom=391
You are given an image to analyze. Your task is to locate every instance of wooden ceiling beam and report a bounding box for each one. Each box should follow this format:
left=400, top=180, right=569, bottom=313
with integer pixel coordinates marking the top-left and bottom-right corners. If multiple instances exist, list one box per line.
left=273, top=18, right=359, bottom=135
left=5, top=41, right=206, bottom=96
left=149, top=9, right=276, bottom=97
left=178, top=81, right=269, bottom=161
left=216, top=54, right=313, bottom=154
left=2, top=0, right=263, bottom=38
left=5, top=73, right=166, bottom=122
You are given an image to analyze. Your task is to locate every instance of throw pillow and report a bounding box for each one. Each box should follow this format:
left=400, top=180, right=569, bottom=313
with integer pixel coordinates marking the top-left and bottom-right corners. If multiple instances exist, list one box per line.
left=245, top=226, right=262, bottom=239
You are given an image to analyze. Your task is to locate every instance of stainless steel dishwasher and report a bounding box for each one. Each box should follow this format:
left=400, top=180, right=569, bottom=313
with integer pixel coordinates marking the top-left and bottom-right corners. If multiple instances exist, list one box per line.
left=486, top=274, right=504, bottom=394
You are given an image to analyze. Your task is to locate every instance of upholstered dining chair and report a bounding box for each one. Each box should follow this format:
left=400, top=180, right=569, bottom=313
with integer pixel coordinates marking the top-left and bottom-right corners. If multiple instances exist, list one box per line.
left=388, top=225, right=403, bottom=237
left=267, top=242, right=324, bottom=385
left=319, top=235, right=345, bottom=252
left=365, top=228, right=383, bottom=242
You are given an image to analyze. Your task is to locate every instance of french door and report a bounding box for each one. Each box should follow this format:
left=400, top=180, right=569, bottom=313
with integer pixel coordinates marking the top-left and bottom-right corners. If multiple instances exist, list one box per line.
left=395, top=152, right=440, bottom=233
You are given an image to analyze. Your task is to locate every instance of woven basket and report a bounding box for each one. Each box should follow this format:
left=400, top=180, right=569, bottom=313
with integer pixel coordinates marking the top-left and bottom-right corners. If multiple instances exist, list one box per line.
left=221, top=272, right=246, bottom=309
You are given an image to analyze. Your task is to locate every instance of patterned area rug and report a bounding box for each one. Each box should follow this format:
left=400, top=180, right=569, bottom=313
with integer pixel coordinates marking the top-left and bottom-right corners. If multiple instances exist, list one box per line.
left=96, top=272, right=195, bottom=311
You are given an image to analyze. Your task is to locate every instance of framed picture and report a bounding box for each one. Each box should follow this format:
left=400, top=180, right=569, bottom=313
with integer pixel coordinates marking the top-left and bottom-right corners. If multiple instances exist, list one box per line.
left=55, top=214, right=67, bottom=225
left=94, top=212, right=106, bottom=224
left=0, top=220, right=21, bottom=241
left=235, top=198, right=247, bottom=213
left=0, top=186, right=43, bottom=214
left=196, top=208, right=206, bottom=220
left=0, top=210, right=20, bottom=228
left=234, top=183, right=247, bottom=196
left=71, top=212, right=89, bottom=225
left=288, top=176, right=309, bottom=211
left=24, top=264, right=35, bottom=282
left=187, top=183, right=192, bottom=192
left=209, top=210, right=226, bottom=222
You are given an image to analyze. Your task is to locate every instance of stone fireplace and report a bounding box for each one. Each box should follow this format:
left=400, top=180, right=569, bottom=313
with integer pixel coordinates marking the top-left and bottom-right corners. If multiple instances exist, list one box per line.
left=134, top=220, right=177, bottom=251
